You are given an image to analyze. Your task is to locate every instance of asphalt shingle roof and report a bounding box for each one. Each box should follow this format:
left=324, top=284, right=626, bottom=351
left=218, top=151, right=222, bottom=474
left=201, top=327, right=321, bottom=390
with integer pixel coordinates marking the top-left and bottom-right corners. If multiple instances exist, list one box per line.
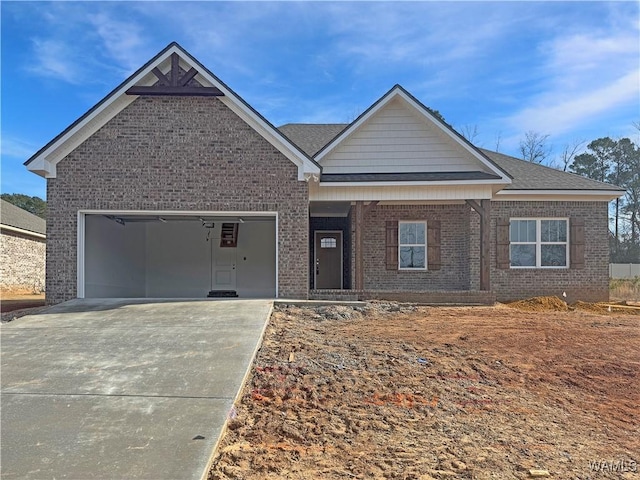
left=277, top=124, right=624, bottom=192
left=1, top=200, right=46, bottom=235
left=279, top=123, right=347, bottom=157
left=479, top=149, right=623, bottom=191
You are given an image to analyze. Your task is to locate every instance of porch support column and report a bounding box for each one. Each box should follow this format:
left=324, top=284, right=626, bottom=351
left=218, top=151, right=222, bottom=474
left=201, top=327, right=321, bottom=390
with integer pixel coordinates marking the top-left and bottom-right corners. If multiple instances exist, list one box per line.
left=466, top=199, right=491, bottom=291
left=354, top=201, right=364, bottom=290
left=354, top=201, right=378, bottom=291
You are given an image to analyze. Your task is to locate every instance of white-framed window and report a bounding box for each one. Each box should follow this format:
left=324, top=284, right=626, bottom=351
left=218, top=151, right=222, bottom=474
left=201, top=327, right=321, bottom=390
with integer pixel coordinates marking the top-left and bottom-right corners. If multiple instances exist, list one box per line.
left=510, top=218, right=568, bottom=268
left=399, top=221, right=427, bottom=270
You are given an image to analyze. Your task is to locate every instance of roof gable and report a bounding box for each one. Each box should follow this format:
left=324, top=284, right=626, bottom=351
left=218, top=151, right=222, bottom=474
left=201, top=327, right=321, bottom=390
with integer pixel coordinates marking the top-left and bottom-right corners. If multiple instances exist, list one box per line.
left=25, top=42, right=319, bottom=180
left=314, top=85, right=511, bottom=183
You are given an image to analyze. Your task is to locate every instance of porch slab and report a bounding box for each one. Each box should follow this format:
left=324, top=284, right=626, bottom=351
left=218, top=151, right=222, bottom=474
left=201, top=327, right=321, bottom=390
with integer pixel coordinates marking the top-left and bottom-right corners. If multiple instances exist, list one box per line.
left=309, top=290, right=496, bottom=305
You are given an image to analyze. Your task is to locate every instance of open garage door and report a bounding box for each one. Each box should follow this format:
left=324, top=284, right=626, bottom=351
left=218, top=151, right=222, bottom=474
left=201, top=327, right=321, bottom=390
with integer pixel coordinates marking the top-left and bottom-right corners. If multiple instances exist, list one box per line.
left=78, top=212, right=277, bottom=298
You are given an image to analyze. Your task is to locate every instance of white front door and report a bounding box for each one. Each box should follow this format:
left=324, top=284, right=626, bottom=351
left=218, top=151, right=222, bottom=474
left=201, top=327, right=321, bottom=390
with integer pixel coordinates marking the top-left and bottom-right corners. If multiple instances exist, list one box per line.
left=213, top=240, right=237, bottom=290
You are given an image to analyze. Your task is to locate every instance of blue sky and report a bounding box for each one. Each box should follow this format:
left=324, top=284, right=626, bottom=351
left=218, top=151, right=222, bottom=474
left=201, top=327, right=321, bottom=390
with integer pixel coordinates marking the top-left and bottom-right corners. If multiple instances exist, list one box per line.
left=2, top=1, right=639, bottom=199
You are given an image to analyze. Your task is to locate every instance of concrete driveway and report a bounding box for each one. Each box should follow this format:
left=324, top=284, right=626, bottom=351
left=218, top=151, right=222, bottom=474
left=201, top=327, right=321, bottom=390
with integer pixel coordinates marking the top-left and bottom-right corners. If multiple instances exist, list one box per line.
left=0, top=298, right=272, bottom=480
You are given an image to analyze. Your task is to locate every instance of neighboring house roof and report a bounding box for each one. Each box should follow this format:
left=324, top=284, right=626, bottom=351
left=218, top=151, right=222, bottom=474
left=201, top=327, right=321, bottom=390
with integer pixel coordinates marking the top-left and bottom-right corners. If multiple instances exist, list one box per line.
left=277, top=123, right=625, bottom=194
left=0, top=200, right=46, bottom=236
left=25, top=42, right=320, bottom=181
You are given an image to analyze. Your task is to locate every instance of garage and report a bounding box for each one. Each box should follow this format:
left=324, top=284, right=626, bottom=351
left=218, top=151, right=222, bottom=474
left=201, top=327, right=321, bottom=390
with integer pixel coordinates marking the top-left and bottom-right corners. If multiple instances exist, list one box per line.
left=78, top=211, right=277, bottom=299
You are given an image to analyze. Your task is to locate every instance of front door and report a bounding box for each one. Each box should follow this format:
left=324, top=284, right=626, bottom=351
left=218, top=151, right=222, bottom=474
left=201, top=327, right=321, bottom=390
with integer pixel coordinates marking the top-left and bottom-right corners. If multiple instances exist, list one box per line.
left=209, top=223, right=237, bottom=291
left=315, top=231, right=343, bottom=289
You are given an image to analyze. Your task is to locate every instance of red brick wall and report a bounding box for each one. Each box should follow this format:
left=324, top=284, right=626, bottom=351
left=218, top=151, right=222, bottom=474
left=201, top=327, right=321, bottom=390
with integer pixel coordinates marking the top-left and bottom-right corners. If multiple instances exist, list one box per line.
left=46, top=96, right=309, bottom=304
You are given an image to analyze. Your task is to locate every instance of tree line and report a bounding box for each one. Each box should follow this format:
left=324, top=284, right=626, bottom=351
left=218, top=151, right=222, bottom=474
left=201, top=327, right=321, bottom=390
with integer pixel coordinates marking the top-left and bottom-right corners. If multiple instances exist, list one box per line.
left=516, top=131, right=639, bottom=263
left=1, top=193, right=46, bottom=219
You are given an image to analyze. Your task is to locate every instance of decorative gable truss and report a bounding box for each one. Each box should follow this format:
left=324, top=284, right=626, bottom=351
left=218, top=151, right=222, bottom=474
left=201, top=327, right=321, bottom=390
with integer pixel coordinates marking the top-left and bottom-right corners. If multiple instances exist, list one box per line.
left=125, top=53, right=223, bottom=97
left=25, top=43, right=320, bottom=181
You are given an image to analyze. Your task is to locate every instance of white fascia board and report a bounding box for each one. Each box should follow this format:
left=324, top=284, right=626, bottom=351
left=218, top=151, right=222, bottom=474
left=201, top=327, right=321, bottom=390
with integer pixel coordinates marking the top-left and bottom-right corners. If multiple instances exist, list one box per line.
left=0, top=224, right=46, bottom=239
left=494, top=189, right=625, bottom=201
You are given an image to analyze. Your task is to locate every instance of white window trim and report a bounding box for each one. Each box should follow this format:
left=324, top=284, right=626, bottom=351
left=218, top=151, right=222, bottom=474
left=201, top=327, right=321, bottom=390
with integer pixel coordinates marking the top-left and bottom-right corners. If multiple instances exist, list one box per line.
left=510, top=217, right=569, bottom=269
left=398, top=220, right=428, bottom=271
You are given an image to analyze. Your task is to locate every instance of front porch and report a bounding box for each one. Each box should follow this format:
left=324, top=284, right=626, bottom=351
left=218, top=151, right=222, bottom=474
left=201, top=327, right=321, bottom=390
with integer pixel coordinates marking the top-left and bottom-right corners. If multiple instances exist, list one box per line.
left=309, top=289, right=496, bottom=305
left=309, top=200, right=493, bottom=304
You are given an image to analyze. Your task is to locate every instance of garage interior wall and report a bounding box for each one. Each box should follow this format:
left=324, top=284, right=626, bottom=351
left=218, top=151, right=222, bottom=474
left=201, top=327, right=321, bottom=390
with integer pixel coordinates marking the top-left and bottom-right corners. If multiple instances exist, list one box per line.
left=85, top=216, right=146, bottom=297
left=84, top=215, right=276, bottom=298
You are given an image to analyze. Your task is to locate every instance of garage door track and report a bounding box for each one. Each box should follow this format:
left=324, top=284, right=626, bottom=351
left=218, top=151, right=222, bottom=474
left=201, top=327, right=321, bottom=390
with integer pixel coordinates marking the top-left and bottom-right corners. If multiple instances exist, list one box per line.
left=1, top=298, right=272, bottom=479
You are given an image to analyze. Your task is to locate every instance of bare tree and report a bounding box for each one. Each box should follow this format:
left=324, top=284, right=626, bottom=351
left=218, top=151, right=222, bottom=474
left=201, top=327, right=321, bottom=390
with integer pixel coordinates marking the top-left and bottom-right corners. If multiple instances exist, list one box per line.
left=494, top=131, right=502, bottom=152
left=557, top=138, right=585, bottom=171
left=519, top=131, right=551, bottom=163
left=460, top=124, right=480, bottom=144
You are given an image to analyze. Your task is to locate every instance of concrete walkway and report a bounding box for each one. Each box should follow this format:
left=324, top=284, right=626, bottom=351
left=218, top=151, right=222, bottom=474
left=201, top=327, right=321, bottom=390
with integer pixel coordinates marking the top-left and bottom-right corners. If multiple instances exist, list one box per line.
left=1, top=298, right=272, bottom=480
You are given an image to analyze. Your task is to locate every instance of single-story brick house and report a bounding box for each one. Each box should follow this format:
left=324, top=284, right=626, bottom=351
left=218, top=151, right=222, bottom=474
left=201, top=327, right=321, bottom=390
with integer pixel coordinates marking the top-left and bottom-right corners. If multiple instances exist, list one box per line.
left=25, top=43, right=624, bottom=305
left=1, top=199, right=46, bottom=294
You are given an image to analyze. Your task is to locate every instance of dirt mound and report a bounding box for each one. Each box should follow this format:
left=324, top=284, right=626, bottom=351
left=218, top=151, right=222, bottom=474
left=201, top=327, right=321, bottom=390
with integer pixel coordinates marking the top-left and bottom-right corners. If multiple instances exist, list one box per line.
left=573, top=301, right=612, bottom=314
left=505, top=295, right=568, bottom=312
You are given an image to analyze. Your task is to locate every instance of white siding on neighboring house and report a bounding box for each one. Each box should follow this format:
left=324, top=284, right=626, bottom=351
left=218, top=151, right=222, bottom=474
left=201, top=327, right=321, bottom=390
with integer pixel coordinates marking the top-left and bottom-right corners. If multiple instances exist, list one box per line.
left=320, top=97, right=490, bottom=174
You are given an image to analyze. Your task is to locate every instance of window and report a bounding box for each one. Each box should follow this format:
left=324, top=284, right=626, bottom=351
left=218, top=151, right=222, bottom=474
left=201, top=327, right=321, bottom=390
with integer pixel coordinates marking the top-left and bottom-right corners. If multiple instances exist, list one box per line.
left=399, top=221, right=427, bottom=270
left=510, top=219, right=568, bottom=268
left=320, top=237, right=337, bottom=248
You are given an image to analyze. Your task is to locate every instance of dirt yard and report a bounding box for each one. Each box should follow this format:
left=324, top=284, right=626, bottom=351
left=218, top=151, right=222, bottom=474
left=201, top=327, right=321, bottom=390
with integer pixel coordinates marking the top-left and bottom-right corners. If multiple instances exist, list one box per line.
left=0, top=292, right=46, bottom=321
left=209, top=300, right=639, bottom=479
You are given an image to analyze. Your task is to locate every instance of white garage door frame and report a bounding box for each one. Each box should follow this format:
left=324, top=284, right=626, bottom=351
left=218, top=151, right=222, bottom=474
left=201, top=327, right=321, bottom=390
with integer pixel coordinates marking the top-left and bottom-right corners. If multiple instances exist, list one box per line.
left=76, top=210, right=279, bottom=299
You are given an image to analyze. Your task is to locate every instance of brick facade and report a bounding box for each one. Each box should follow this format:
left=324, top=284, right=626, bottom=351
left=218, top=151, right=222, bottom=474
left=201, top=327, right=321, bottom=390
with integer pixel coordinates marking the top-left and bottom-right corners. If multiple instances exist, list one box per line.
left=347, top=201, right=609, bottom=302
left=489, top=201, right=610, bottom=303
left=1, top=230, right=46, bottom=293
left=46, top=96, right=308, bottom=304
left=359, top=204, right=472, bottom=291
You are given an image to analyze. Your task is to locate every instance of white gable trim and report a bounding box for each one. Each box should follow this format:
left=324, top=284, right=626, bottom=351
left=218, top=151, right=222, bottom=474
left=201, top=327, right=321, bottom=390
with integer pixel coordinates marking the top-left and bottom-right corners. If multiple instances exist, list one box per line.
left=26, top=44, right=319, bottom=180
left=315, top=86, right=511, bottom=184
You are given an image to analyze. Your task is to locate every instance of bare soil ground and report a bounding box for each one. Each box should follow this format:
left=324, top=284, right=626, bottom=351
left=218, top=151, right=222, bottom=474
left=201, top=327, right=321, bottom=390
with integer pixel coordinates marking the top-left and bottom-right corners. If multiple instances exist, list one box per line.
left=209, top=300, right=639, bottom=479
left=0, top=292, right=46, bottom=321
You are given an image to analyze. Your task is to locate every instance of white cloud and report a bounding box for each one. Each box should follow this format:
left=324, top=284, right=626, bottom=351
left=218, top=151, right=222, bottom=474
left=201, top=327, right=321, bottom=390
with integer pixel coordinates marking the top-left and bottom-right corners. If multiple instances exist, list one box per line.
left=87, top=13, right=147, bottom=73
left=0, top=136, right=38, bottom=159
left=27, top=39, right=82, bottom=84
left=508, top=70, right=639, bottom=135
left=501, top=10, right=640, bottom=140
